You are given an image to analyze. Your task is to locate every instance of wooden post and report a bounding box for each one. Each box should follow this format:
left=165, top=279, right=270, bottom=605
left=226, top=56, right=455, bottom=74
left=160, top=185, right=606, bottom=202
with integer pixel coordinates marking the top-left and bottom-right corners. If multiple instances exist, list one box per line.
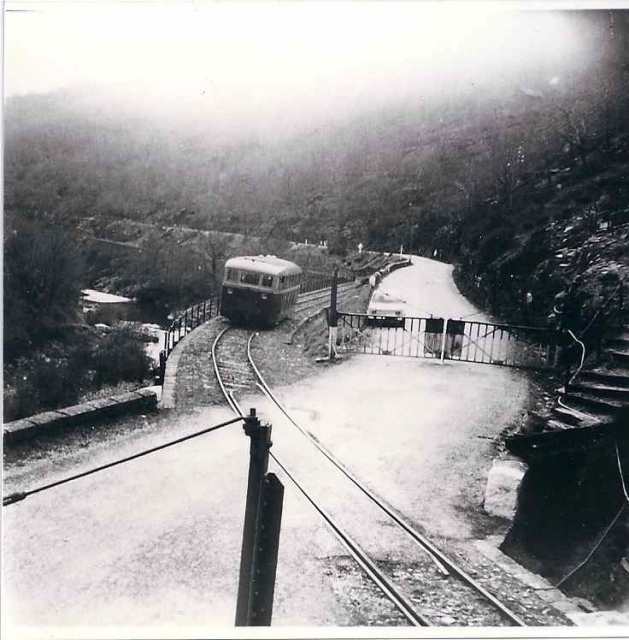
left=235, top=409, right=272, bottom=626
left=327, top=269, right=339, bottom=361
left=330, top=269, right=338, bottom=327
left=158, top=350, right=166, bottom=386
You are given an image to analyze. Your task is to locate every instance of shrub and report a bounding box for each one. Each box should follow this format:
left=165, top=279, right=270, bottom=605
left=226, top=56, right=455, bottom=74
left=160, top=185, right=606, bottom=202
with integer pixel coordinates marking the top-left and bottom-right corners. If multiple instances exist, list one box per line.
left=3, top=327, right=152, bottom=422
left=91, top=326, right=152, bottom=386
left=3, top=352, right=90, bottom=421
left=4, top=213, right=84, bottom=363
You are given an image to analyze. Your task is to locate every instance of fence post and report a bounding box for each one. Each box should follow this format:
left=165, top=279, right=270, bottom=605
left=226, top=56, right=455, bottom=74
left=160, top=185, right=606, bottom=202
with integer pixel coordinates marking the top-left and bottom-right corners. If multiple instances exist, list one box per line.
left=235, top=408, right=273, bottom=626
left=203, top=300, right=207, bottom=323
left=440, top=318, right=449, bottom=363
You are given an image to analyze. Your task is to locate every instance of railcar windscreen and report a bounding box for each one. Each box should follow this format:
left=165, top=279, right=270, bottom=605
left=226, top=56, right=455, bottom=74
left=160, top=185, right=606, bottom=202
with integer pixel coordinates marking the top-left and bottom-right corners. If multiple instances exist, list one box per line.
left=240, top=272, right=260, bottom=285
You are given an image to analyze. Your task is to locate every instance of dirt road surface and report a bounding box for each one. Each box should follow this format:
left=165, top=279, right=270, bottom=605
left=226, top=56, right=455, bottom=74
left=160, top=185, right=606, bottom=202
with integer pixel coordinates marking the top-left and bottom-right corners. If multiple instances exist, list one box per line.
left=3, top=257, right=560, bottom=636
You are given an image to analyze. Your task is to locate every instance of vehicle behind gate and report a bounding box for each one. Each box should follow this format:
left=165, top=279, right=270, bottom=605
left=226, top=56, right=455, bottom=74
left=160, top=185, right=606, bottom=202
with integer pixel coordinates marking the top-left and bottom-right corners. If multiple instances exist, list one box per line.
left=220, top=255, right=302, bottom=326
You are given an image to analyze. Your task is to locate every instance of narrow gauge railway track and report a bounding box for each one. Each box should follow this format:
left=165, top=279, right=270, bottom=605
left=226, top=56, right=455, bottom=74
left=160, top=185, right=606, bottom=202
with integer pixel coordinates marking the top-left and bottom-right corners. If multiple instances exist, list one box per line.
left=212, top=328, right=528, bottom=627
left=211, top=328, right=259, bottom=406
left=294, top=282, right=359, bottom=316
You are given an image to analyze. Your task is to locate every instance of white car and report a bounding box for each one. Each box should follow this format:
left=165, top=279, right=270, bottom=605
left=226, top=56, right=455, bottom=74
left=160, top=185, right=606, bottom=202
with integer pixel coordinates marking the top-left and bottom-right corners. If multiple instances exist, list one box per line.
left=366, top=291, right=406, bottom=328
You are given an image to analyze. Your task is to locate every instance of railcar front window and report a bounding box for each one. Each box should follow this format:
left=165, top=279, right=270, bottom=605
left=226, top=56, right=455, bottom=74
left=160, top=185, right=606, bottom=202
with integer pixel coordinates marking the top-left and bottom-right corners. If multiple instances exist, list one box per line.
left=261, top=275, right=274, bottom=288
left=279, top=276, right=286, bottom=289
left=226, top=269, right=238, bottom=282
left=241, top=272, right=260, bottom=285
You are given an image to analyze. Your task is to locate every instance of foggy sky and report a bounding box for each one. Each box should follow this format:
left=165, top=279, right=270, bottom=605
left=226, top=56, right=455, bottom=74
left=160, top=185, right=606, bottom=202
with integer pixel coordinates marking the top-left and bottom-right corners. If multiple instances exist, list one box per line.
left=4, top=1, right=610, bottom=134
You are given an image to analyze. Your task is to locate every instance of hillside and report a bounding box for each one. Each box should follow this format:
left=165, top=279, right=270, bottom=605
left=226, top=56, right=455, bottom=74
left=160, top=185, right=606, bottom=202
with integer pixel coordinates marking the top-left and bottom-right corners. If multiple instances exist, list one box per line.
left=5, top=13, right=629, bottom=315
left=5, top=9, right=629, bottom=617
left=5, top=12, right=629, bottom=391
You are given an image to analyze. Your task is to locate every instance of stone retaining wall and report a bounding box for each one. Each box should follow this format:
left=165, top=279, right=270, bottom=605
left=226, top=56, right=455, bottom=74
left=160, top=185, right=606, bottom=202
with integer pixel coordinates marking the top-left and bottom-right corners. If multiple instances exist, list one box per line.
left=3, top=388, right=158, bottom=444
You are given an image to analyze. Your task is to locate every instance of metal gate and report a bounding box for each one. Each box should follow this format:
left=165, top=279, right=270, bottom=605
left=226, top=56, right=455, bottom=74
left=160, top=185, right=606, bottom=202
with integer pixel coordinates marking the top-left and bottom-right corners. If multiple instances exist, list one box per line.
left=336, top=313, right=559, bottom=370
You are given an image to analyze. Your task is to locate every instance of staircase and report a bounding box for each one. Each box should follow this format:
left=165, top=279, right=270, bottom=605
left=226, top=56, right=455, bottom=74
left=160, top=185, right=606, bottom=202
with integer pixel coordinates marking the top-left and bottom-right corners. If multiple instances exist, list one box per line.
left=545, top=323, right=629, bottom=431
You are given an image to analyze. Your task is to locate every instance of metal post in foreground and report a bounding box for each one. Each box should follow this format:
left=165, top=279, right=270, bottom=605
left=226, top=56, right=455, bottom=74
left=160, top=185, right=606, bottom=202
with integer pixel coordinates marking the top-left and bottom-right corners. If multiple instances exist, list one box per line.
left=235, top=409, right=272, bottom=626
left=249, top=473, right=284, bottom=626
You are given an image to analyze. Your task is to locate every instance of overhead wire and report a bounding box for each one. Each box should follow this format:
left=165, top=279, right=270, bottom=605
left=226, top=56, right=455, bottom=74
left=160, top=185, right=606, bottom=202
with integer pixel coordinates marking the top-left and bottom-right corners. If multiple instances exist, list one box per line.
left=3, top=415, right=243, bottom=506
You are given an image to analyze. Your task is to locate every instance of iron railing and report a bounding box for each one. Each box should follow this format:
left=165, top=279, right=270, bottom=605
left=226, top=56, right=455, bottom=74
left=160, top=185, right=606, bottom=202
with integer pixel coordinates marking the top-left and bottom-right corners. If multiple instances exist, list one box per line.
left=164, top=297, right=220, bottom=358
left=336, top=313, right=559, bottom=370
left=300, top=270, right=354, bottom=295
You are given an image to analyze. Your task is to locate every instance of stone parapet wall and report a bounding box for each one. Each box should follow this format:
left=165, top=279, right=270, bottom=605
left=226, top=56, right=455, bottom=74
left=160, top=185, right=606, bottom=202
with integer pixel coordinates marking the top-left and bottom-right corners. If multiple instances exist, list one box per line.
left=3, top=388, right=158, bottom=444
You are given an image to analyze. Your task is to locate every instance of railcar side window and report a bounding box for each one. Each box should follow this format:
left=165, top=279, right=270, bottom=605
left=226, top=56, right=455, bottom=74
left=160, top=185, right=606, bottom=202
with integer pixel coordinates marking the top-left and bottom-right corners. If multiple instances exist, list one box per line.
left=261, top=275, right=274, bottom=288
left=240, top=272, right=260, bottom=285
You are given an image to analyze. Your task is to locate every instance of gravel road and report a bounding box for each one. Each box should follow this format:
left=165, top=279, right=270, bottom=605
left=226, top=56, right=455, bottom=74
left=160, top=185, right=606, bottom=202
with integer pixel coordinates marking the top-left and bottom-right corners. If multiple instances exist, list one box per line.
left=2, top=256, right=573, bottom=636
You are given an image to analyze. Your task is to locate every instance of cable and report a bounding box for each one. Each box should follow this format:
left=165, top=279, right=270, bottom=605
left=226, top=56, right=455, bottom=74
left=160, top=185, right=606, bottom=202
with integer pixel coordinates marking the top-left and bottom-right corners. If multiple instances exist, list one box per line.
left=615, top=440, right=629, bottom=505
left=554, top=503, right=625, bottom=589
left=3, top=415, right=243, bottom=506
left=564, top=329, right=586, bottom=386
left=554, top=443, right=628, bottom=588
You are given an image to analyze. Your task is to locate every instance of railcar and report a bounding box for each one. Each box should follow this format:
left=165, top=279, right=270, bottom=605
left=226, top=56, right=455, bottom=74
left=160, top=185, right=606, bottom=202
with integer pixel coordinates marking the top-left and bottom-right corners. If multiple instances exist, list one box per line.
left=220, top=255, right=302, bottom=326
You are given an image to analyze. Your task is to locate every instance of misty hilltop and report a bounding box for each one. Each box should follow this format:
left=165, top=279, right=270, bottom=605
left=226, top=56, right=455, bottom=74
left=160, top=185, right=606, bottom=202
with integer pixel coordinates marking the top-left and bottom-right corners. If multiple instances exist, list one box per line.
left=5, top=9, right=629, bottom=322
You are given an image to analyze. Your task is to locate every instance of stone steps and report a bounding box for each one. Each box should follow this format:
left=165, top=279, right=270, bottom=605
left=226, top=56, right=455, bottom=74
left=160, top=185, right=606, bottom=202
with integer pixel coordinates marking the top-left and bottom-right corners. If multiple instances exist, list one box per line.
left=522, top=320, right=628, bottom=438
left=609, top=348, right=629, bottom=366
left=561, top=390, right=623, bottom=418
left=551, top=404, right=598, bottom=427
left=570, top=381, right=629, bottom=400
left=580, top=368, right=629, bottom=387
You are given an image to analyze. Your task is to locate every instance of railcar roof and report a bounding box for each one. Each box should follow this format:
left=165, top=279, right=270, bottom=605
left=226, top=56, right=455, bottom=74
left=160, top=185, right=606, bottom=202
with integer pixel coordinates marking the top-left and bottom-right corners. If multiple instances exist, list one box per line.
left=225, top=255, right=302, bottom=276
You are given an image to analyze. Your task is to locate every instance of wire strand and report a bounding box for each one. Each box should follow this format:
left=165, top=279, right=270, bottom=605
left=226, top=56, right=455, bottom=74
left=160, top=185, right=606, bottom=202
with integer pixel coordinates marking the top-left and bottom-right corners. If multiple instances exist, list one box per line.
left=615, top=440, right=629, bottom=505
left=554, top=503, right=625, bottom=589
left=3, top=415, right=243, bottom=506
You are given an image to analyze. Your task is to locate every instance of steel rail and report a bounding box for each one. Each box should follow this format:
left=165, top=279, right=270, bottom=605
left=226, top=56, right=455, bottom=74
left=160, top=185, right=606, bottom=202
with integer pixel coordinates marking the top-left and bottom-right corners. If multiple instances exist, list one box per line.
left=212, top=330, right=430, bottom=625
left=248, top=338, right=449, bottom=575
left=211, top=327, right=244, bottom=416
left=269, top=452, right=429, bottom=626
left=247, top=334, right=527, bottom=627
left=294, top=283, right=358, bottom=314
